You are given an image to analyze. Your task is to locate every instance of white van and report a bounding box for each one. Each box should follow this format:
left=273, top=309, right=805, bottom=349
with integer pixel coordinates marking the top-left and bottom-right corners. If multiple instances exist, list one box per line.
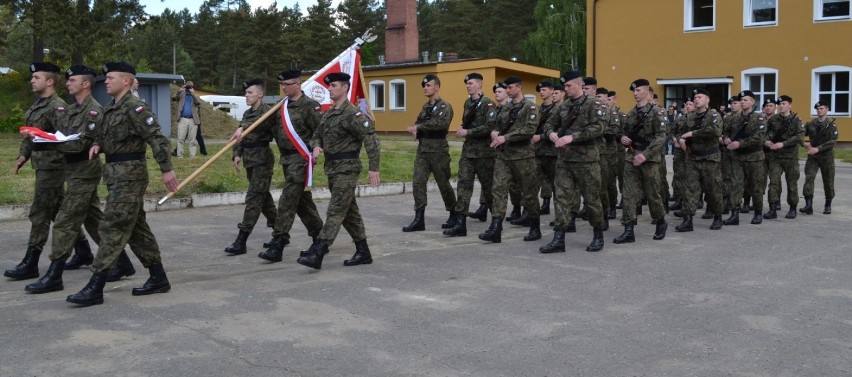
left=199, top=95, right=249, bottom=121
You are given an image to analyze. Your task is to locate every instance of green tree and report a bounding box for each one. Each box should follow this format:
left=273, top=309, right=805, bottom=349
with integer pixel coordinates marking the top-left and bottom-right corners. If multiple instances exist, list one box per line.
left=293, top=0, right=339, bottom=70
left=524, top=0, right=586, bottom=73
left=336, top=0, right=385, bottom=65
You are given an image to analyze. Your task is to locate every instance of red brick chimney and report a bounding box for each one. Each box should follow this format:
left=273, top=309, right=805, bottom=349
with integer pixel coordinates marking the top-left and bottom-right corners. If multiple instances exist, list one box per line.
left=385, top=0, right=419, bottom=63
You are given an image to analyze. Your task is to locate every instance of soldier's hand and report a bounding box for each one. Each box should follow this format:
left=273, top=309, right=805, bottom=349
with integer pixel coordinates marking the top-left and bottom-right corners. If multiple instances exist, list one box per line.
left=88, top=145, right=100, bottom=160
left=678, top=139, right=687, bottom=150
left=555, top=135, right=573, bottom=148
left=162, top=170, right=178, bottom=192
left=808, top=146, right=819, bottom=155
left=722, top=137, right=731, bottom=146
left=490, top=135, right=506, bottom=148
left=14, top=156, right=27, bottom=174
left=233, top=156, right=241, bottom=172
left=455, top=128, right=468, bottom=137
left=771, top=142, right=783, bottom=150
left=620, top=135, right=632, bottom=146
left=548, top=133, right=560, bottom=144
left=368, top=171, right=380, bottom=187
left=633, top=153, right=647, bottom=166
left=312, top=146, right=323, bottom=159
left=406, top=125, right=418, bottom=139
left=727, top=141, right=740, bottom=150
left=19, top=129, right=33, bottom=139
left=682, top=132, right=693, bottom=139
left=531, top=134, right=541, bottom=143
left=491, top=130, right=499, bottom=140
left=229, top=127, right=243, bottom=143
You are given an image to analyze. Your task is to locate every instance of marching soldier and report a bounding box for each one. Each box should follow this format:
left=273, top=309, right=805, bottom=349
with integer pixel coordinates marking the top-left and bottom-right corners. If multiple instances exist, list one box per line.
left=297, top=72, right=381, bottom=270
left=669, top=99, right=695, bottom=211
left=606, top=91, right=626, bottom=218
left=723, top=90, right=766, bottom=225
left=761, top=97, right=779, bottom=210
left=531, top=80, right=558, bottom=217
left=469, top=82, right=508, bottom=222
left=403, top=75, right=457, bottom=232
left=763, top=95, right=803, bottom=219
left=721, top=95, right=742, bottom=214
left=800, top=101, right=838, bottom=215
left=594, top=87, right=615, bottom=229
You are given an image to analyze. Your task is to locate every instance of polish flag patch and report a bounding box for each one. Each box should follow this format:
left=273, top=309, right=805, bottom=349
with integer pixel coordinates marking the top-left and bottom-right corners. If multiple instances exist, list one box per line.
left=135, top=106, right=144, bottom=114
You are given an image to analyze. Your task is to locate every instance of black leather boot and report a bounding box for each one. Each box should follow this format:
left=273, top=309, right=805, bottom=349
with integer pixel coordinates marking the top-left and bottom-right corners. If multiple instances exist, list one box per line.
left=66, top=273, right=107, bottom=306
left=478, top=218, right=503, bottom=243
left=613, top=224, right=635, bottom=244
left=740, top=196, right=751, bottom=213
left=607, top=207, right=617, bottom=219
left=132, top=262, right=171, bottom=296
left=505, top=205, right=521, bottom=222
left=510, top=208, right=530, bottom=226
left=25, top=260, right=65, bottom=294
left=539, top=229, right=566, bottom=253
left=701, top=208, right=713, bottom=219
left=673, top=209, right=686, bottom=218
left=468, top=204, right=488, bottom=222
left=441, top=211, right=458, bottom=229
left=587, top=227, right=604, bottom=252
left=824, top=199, right=832, bottom=215
left=540, top=198, right=550, bottom=215
left=670, top=198, right=683, bottom=211
left=710, top=215, right=724, bottom=230
left=603, top=216, right=610, bottom=231
left=723, top=211, right=739, bottom=225
left=774, top=201, right=782, bottom=210
left=4, top=246, right=42, bottom=280
left=751, top=212, right=763, bottom=224
left=785, top=206, right=797, bottom=219
left=344, top=240, right=372, bottom=266
left=800, top=197, right=813, bottom=214
left=402, top=209, right=426, bottom=232
left=763, top=206, right=777, bottom=219
left=565, top=213, right=577, bottom=233
left=675, top=215, right=693, bottom=232
left=224, top=229, right=250, bottom=255
left=722, top=195, right=731, bottom=214
left=106, top=250, right=136, bottom=282
left=262, top=237, right=290, bottom=249
left=443, top=213, right=467, bottom=237
left=653, top=219, right=667, bottom=240
left=258, top=235, right=286, bottom=262
left=66, top=236, right=94, bottom=270
left=297, top=240, right=329, bottom=270
left=524, top=217, right=541, bottom=241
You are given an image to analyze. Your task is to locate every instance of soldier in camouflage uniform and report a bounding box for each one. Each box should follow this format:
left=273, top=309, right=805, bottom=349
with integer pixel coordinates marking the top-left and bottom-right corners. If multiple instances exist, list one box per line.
left=722, top=90, right=767, bottom=225
left=669, top=99, right=695, bottom=211
left=605, top=91, right=626, bottom=219
left=593, top=88, right=614, bottom=228
left=761, top=98, right=778, bottom=211
left=763, top=95, right=803, bottom=220
left=613, top=79, right=668, bottom=244
left=674, top=89, right=724, bottom=232
left=6, top=63, right=68, bottom=281
left=800, top=101, right=838, bottom=215
left=478, top=76, right=541, bottom=243
left=539, top=71, right=605, bottom=253
left=444, top=73, right=496, bottom=237
left=720, top=96, right=742, bottom=215
left=403, top=74, right=457, bottom=232
left=470, top=83, right=510, bottom=222
left=297, top=72, right=381, bottom=270
left=530, top=81, right=558, bottom=218
left=65, top=62, right=178, bottom=306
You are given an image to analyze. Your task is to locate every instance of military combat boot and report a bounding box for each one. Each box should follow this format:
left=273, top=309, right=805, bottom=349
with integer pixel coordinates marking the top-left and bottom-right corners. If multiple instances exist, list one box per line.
left=785, top=206, right=797, bottom=219
left=763, top=205, right=777, bottom=219
left=442, top=213, right=467, bottom=237
left=524, top=217, right=541, bottom=241
left=441, top=211, right=458, bottom=229
left=224, top=229, right=250, bottom=255
left=539, top=229, right=565, bottom=254
left=774, top=201, right=782, bottom=211
left=66, top=236, right=94, bottom=270
left=402, top=209, right=426, bottom=232
left=670, top=198, right=683, bottom=211
left=824, top=199, right=832, bottom=214
left=751, top=211, right=763, bottom=224
left=66, top=273, right=107, bottom=306
left=675, top=215, right=693, bottom=232
left=4, top=246, right=42, bottom=280
left=722, top=196, right=731, bottom=214
left=468, top=204, right=488, bottom=222
left=586, top=227, right=604, bottom=252
left=540, top=198, right=551, bottom=215
left=723, top=210, right=739, bottom=225
left=607, top=206, right=617, bottom=220
left=613, top=224, right=635, bottom=244
left=710, top=215, right=724, bottom=230
left=510, top=208, right=530, bottom=226
left=800, top=197, right=813, bottom=214
left=701, top=207, right=713, bottom=219
left=673, top=209, right=686, bottom=218
left=25, top=260, right=65, bottom=294
left=603, top=216, right=609, bottom=231
left=653, top=219, right=667, bottom=240
left=344, top=240, right=372, bottom=266
left=565, top=213, right=577, bottom=233
left=106, top=250, right=136, bottom=282
left=740, top=196, right=751, bottom=213
left=258, top=235, right=286, bottom=262
left=132, top=262, right=171, bottom=296
left=297, top=240, right=330, bottom=270
left=478, top=218, right=503, bottom=243
left=505, top=205, right=521, bottom=222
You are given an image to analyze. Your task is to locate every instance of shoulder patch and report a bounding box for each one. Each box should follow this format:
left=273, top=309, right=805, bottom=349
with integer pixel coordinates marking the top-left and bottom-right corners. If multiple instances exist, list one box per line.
left=146, top=117, right=155, bottom=126
left=530, top=105, right=536, bottom=110
left=87, top=123, right=96, bottom=130
left=57, top=107, right=65, bottom=112
left=596, top=109, right=603, bottom=116
left=135, top=106, right=145, bottom=114
left=364, top=121, right=370, bottom=127
left=89, top=111, right=98, bottom=116
left=355, top=112, right=363, bottom=117
left=531, top=113, right=536, bottom=120
left=487, top=103, right=494, bottom=107
left=314, top=106, right=321, bottom=112
left=440, top=104, right=446, bottom=108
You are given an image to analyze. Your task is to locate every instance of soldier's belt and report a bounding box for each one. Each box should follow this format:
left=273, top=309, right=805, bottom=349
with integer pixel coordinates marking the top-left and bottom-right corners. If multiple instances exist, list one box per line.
left=631, top=141, right=649, bottom=151
left=65, top=152, right=89, bottom=164
left=325, top=151, right=360, bottom=161
left=241, top=141, right=270, bottom=148
left=32, top=143, right=55, bottom=151
left=690, top=147, right=720, bottom=157
left=280, top=148, right=300, bottom=156
left=735, top=145, right=762, bottom=154
left=419, top=131, right=447, bottom=139
left=506, top=139, right=531, bottom=147
left=105, top=152, right=145, bottom=163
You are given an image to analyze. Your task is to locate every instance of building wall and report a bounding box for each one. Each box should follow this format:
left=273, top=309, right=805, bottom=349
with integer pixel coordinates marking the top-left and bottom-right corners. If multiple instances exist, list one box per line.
left=587, top=0, right=852, bottom=141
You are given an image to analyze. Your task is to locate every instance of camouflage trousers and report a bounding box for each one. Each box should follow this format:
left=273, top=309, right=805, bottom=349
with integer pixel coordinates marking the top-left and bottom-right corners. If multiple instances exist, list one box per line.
left=621, top=160, right=665, bottom=225
left=318, top=172, right=366, bottom=246
left=491, top=157, right=540, bottom=219
left=28, top=169, right=64, bottom=248
left=598, top=153, right=611, bottom=213
left=658, top=153, right=670, bottom=202
left=412, top=151, right=456, bottom=211
left=767, top=156, right=800, bottom=207
left=683, top=159, right=723, bottom=216
left=803, top=155, right=835, bottom=200
left=238, top=162, right=277, bottom=233
left=535, top=155, right=557, bottom=199
left=730, top=158, right=765, bottom=212
left=721, top=149, right=733, bottom=197
left=454, top=156, right=494, bottom=214
left=554, top=159, right=602, bottom=229
left=49, top=175, right=103, bottom=261
left=616, top=147, right=626, bottom=196
left=605, top=152, right=620, bottom=211
left=672, top=150, right=687, bottom=199
left=271, top=155, right=323, bottom=243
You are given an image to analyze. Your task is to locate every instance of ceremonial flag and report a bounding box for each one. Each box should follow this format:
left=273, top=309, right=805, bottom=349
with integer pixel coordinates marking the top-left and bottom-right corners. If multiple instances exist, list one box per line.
left=19, top=126, right=79, bottom=142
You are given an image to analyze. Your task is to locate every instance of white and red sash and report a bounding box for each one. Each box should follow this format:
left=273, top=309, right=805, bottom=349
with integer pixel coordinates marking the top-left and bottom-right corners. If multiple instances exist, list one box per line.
left=279, top=99, right=313, bottom=187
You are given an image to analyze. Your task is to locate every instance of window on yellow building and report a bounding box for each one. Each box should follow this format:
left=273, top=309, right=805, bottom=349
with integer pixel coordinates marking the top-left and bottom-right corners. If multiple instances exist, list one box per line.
left=685, top=0, right=715, bottom=31
left=745, top=0, right=777, bottom=26
left=742, top=68, right=778, bottom=111
left=389, top=79, right=406, bottom=111
left=812, top=66, right=851, bottom=115
left=370, top=80, right=385, bottom=111
left=815, top=0, right=850, bottom=21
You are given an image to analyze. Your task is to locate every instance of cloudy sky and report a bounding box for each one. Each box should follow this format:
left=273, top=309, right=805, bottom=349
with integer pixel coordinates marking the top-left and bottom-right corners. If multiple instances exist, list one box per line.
left=139, top=0, right=343, bottom=16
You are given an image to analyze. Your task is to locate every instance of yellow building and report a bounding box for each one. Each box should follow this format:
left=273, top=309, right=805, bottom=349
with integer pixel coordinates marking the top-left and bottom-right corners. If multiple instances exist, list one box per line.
left=361, top=58, right=559, bottom=133
left=587, top=0, right=852, bottom=141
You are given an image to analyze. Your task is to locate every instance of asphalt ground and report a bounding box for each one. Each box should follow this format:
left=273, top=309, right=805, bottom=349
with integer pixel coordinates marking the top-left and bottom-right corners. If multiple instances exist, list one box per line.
left=1, top=158, right=850, bottom=377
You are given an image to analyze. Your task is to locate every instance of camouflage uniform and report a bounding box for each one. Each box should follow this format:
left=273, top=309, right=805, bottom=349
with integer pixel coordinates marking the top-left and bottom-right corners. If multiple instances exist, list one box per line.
left=657, top=116, right=671, bottom=204
left=726, top=111, right=766, bottom=213
left=233, top=103, right=278, bottom=234
left=596, top=104, right=612, bottom=215
left=454, top=95, right=496, bottom=214
left=412, top=98, right=456, bottom=212
left=310, top=101, right=381, bottom=245
left=89, top=92, right=173, bottom=274
left=721, top=113, right=737, bottom=201
left=802, top=117, right=838, bottom=201
left=765, top=113, right=804, bottom=208
left=533, top=102, right=558, bottom=201
left=491, top=99, right=539, bottom=220
left=670, top=114, right=688, bottom=201
left=682, top=109, right=724, bottom=216
left=621, top=103, right=667, bottom=225
left=604, top=106, right=624, bottom=212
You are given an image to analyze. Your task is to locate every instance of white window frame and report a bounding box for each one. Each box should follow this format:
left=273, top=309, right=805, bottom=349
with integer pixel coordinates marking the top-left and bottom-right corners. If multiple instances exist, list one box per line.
left=369, top=80, right=385, bottom=111
left=814, top=0, right=851, bottom=22
left=684, top=0, right=716, bottom=32
left=811, top=65, right=852, bottom=116
left=389, top=79, right=406, bottom=111
left=741, top=67, right=779, bottom=110
left=744, top=0, right=778, bottom=27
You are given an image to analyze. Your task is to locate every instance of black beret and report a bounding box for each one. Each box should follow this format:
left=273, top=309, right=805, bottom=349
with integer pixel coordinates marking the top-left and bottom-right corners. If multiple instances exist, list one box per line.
left=324, top=72, right=351, bottom=85
left=553, top=85, right=565, bottom=92
left=629, top=79, right=650, bottom=91
left=30, top=62, right=60, bottom=74
left=692, top=88, right=710, bottom=98
left=503, top=76, right=522, bottom=86
left=596, top=87, right=609, bottom=95
left=559, top=71, right=579, bottom=84
left=535, top=80, right=554, bottom=91
left=762, top=97, right=776, bottom=107
left=422, top=74, right=439, bottom=87
left=814, top=101, right=830, bottom=110
left=776, top=95, right=792, bottom=104
left=464, top=73, right=483, bottom=83
left=738, top=90, right=755, bottom=99
left=242, top=78, right=264, bottom=90
left=492, top=82, right=507, bottom=93
left=277, top=69, right=301, bottom=81
left=65, top=64, right=96, bottom=79
left=102, top=61, right=136, bottom=75
left=607, top=90, right=616, bottom=97
left=728, top=95, right=741, bottom=103
left=583, top=76, right=597, bottom=86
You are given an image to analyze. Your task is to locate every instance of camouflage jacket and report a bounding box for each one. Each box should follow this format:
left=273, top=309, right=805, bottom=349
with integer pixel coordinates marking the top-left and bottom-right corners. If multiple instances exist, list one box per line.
left=494, top=98, right=537, bottom=160
left=685, top=109, right=723, bottom=161
left=233, top=103, right=276, bottom=168
left=804, top=117, right=838, bottom=157
left=273, top=94, right=323, bottom=166
left=623, top=103, right=667, bottom=163
left=415, top=97, right=452, bottom=154
left=765, top=113, right=804, bottom=159
left=607, top=106, right=626, bottom=154
left=543, top=94, right=604, bottom=163
left=20, top=93, right=69, bottom=170
left=312, top=101, right=380, bottom=176
left=726, top=111, right=766, bottom=162
left=534, top=102, right=558, bottom=157
left=460, top=95, right=497, bottom=159
left=55, top=95, right=103, bottom=180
